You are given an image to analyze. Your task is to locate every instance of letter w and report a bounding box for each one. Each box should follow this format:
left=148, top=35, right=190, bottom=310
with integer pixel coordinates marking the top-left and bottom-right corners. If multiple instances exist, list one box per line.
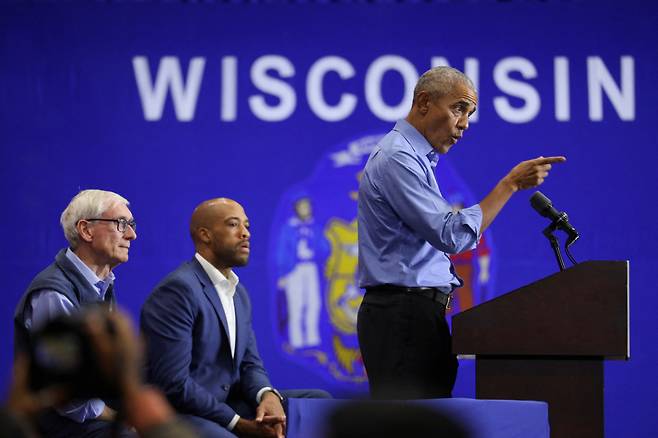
left=133, top=56, right=205, bottom=121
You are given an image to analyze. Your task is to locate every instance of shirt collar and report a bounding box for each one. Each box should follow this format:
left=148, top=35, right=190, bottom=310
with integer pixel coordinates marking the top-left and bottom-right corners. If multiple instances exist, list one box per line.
left=195, top=253, right=239, bottom=297
left=426, top=150, right=439, bottom=168
left=393, top=119, right=439, bottom=167
left=65, top=247, right=115, bottom=297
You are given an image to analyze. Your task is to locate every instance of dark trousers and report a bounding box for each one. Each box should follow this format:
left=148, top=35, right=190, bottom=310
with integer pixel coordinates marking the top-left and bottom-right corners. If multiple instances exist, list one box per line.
left=36, top=409, right=136, bottom=438
left=357, top=291, right=458, bottom=399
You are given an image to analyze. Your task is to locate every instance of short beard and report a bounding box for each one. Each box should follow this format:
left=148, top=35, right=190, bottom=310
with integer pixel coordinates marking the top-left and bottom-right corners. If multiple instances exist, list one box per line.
left=230, top=253, right=249, bottom=268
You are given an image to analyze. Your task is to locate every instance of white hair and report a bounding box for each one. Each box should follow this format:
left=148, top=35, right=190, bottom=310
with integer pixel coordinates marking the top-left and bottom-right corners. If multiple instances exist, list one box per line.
left=60, top=189, right=130, bottom=249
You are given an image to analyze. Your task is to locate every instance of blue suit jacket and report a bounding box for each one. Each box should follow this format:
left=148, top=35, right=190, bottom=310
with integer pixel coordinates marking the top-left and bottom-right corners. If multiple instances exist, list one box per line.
left=140, top=258, right=271, bottom=427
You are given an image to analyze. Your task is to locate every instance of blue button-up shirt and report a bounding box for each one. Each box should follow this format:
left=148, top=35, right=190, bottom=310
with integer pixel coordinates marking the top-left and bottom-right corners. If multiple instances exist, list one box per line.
left=357, top=119, right=483, bottom=289
left=24, top=248, right=114, bottom=423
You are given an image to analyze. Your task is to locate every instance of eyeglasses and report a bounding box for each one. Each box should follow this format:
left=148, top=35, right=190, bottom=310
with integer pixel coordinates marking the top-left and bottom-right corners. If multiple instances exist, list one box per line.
left=85, top=217, right=137, bottom=233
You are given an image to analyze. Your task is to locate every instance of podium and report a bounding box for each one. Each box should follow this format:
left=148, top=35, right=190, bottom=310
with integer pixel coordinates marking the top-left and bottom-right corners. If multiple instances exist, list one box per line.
left=452, top=261, right=629, bottom=438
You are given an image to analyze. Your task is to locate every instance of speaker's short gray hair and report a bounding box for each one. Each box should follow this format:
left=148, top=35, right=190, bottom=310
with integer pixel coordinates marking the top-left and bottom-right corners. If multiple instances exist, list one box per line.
left=413, top=66, right=476, bottom=104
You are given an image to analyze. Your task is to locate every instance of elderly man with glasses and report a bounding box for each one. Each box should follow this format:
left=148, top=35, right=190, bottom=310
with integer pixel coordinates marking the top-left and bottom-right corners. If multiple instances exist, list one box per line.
left=13, top=189, right=137, bottom=438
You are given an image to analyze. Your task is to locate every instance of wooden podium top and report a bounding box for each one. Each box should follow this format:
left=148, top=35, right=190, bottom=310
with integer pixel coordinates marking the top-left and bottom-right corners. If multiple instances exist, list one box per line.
left=452, top=261, right=629, bottom=359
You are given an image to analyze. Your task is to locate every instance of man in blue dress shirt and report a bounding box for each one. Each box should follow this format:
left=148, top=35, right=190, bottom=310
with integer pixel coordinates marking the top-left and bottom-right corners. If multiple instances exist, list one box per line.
left=14, top=189, right=137, bottom=437
left=357, top=66, right=565, bottom=399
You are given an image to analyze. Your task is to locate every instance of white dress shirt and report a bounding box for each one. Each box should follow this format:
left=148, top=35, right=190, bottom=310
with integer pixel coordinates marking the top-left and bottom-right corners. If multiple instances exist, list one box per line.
left=195, top=253, right=238, bottom=357
left=194, top=253, right=279, bottom=430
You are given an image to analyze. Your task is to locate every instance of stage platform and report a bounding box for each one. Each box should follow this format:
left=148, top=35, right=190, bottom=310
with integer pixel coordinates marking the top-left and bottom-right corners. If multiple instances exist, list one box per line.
left=287, top=397, right=549, bottom=438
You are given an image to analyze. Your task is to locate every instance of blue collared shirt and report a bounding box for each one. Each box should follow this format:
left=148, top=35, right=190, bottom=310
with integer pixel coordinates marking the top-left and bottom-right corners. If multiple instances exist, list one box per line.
left=357, top=119, right=483, bottom=289
left=24, top=248, right=114, bottom=423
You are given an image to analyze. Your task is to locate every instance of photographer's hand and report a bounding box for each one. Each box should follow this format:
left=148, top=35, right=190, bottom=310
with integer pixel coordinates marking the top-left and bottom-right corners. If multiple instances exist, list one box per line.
left=83, top=309, right=198, bottom=436
left=7, top=353, right=70, bottom=418
left=83, top=309, right=142, bottom=396
left=2, top=352, right=70, bottom=438
left=96, top=405, right=117, bottom=422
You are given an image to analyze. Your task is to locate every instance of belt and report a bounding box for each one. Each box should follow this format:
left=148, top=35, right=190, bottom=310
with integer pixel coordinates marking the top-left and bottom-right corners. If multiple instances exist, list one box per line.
left=365, top=284, right=452, bottom=309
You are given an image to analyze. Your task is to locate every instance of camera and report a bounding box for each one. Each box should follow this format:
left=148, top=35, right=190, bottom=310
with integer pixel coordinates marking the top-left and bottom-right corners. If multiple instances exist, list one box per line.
left=28, top=308, right=119, bottom=399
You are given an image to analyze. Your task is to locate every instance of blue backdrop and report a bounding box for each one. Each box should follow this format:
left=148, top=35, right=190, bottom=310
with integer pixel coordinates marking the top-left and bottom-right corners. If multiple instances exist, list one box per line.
left=1, top=1, right=656, bottom=436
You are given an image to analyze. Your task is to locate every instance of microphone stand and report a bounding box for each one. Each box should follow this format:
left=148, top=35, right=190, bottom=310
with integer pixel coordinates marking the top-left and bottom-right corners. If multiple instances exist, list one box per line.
left=531, top=192, right=579, bottom=272
left=565, top=235, right=579, bottom=266
left=543, top=223, right=566, bottom=271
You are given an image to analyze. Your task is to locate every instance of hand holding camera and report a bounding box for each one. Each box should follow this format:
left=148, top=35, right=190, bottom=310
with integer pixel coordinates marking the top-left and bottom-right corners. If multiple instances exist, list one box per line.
left=8, top=308, right=194, bottom=437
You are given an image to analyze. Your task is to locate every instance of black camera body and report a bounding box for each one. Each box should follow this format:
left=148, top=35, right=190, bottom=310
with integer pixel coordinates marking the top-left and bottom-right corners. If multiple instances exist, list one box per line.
left=28, top=310, right=118, bottom=399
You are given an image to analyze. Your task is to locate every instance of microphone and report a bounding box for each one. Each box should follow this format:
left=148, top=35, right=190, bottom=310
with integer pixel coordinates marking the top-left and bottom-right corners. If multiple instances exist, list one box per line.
left=530, top=191, right=579, bottom=244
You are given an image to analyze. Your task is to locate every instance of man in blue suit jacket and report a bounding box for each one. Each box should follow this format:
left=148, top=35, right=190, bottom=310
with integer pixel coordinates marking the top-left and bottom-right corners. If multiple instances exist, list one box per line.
left=141, top=198, right=327, bottom=438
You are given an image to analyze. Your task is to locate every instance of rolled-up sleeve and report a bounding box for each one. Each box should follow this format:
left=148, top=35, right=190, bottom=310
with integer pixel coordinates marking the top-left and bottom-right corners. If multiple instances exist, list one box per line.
left=379, top=151, right=482, bottom=254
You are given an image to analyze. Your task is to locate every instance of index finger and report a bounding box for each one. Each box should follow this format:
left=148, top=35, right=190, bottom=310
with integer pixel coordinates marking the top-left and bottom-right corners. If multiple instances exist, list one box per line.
left=535, top=156, right=566, bottom=164
left=258, top=415, right=286, bottom=425
left=255, top=405, right=265, bottom=422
